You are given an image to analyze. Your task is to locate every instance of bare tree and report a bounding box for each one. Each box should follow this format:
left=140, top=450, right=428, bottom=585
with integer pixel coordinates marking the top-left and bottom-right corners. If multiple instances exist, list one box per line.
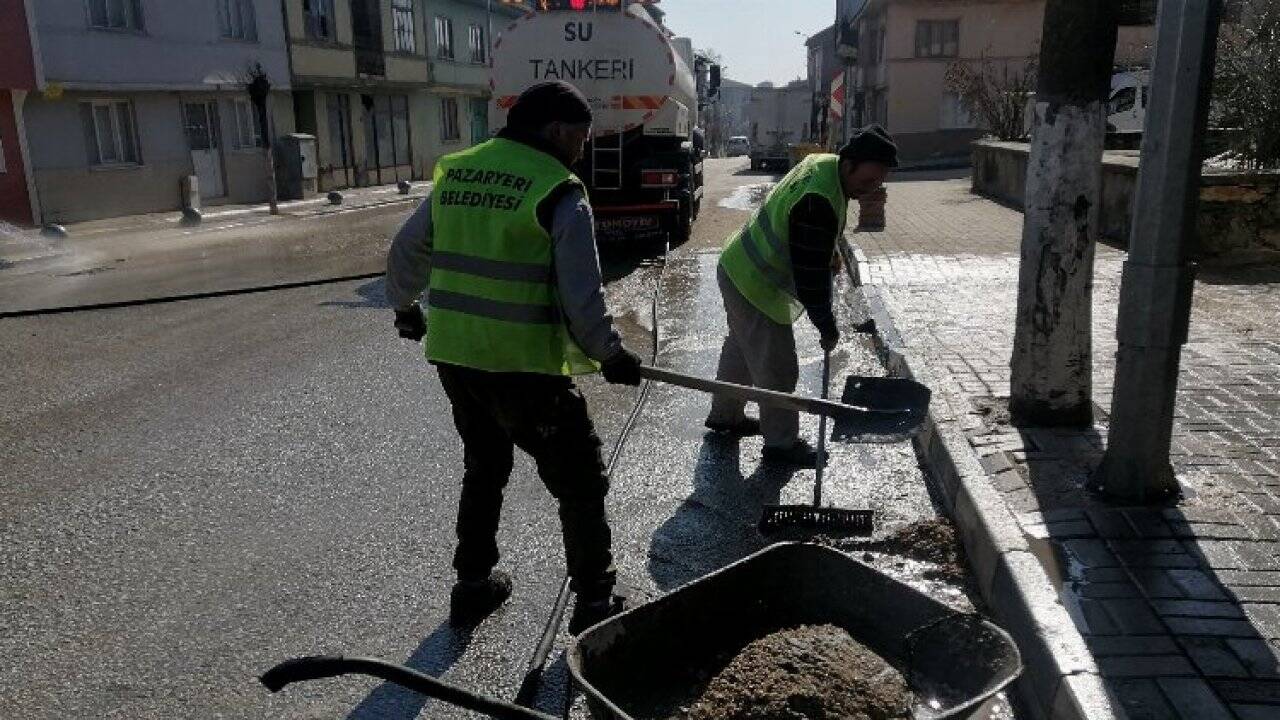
left=1214, top=0, right=1280, bottom=168
left=945, top=53, right=1039, bottom=140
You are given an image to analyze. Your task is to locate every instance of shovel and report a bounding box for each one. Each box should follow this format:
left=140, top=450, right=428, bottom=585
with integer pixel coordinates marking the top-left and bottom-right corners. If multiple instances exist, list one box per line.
left=638, top=364, right=918, bottom=428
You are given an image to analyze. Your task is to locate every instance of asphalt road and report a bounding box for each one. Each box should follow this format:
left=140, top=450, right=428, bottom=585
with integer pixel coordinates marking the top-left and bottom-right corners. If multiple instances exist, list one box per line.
left=1, top=158, right=981, bottom=719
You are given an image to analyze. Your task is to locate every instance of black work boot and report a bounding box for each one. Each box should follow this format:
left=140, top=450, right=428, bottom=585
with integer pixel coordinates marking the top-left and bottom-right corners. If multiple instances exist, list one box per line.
left=704, top=416, right=763, bottom=437
left=450, top=570, right=512, bottom=627
left=569, top=588, right=630, bottom=635
left=761, top=439, right=829, bottom=469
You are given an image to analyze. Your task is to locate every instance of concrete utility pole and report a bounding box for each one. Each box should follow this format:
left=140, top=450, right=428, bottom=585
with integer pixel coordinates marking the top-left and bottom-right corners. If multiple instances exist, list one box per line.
left=1096, top=0, right=1224, bottom=502
left=1008, top=0, right=1118, bottom=427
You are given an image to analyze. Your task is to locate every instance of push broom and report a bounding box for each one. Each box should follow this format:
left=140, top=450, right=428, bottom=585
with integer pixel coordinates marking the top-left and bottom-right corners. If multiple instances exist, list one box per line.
left=758, top=349, right=874, bottom=535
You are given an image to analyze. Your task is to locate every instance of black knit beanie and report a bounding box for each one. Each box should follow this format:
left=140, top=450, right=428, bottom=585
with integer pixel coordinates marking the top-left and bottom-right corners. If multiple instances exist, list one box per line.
left=839, top=124, right=899, bottom=168
left=507, top=81, right=593, bottom=131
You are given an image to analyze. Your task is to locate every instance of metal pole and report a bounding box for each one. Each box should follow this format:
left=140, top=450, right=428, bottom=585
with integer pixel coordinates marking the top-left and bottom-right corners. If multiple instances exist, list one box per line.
left=262, top=101, right=279, bottom=215
left=1094, top=0, right=1223, bottom=502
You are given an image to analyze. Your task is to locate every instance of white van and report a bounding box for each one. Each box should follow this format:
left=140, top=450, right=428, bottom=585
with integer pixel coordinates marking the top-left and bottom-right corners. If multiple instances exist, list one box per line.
left=1107, top=70, right=1151, bottom=133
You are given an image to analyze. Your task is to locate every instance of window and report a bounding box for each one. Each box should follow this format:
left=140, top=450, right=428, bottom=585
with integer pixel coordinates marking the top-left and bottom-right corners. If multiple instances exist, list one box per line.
left=232, top=99, right=263, bottom=149
left=915, top=20, right=959, bottom=58
left=392, top=0, right=416, bottom=53
left=440, top=97, right=460, bottom=142
left=86, top=0, right=145, bottom=31
left=468, top=23, right=485, bottom=64
left=939, top=92, right=974, bottom=129
left=217, top=0, right=256, bottom=40
left=435, top=16, right=454, bottom=60
left=79, top=100, right=140, bottom=165
left=1109, top=87, right=1137, bottom=115
left=304, top=0, right=335, bottom=41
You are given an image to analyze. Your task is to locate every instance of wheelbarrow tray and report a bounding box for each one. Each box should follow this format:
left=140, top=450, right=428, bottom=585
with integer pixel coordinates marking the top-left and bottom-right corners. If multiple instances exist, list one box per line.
left=568, top=542, right=1021, bottom=720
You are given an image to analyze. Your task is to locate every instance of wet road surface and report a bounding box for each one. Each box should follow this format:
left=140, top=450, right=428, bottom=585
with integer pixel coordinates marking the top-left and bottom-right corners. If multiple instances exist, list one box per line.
left=1, top=159, right=1008, bottom=718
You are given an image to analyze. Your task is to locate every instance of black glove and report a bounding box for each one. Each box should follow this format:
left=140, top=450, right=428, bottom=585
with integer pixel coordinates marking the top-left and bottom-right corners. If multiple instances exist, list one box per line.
left=601, top=347, right=643, bottom=386
left=817, top=318, right=840, bottom=352
left=394, top=305, right=426, bottom=341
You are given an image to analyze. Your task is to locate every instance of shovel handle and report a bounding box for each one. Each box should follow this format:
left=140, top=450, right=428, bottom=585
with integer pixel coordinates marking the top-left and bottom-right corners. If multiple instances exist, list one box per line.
left=815, top=349, right=830, bottom=505
left=260, top=656, right=557, bottom=720
left=638, top=365, right=895, bottom=420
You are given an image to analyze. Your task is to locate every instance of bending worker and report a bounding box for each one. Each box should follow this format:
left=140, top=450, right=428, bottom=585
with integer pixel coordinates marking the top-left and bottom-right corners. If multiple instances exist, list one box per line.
left=385, top=81, right=642, bottom=633
left=705, top=126, right=897, bottom=468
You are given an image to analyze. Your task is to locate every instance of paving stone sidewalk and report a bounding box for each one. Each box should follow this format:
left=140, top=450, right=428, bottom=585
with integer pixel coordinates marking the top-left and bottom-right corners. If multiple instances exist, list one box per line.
left=856, top=172, right=1280, bottom=719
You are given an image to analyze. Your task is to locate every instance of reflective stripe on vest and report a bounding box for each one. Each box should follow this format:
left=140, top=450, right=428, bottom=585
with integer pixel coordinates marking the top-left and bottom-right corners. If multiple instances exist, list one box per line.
left=718, top=154, right=848, bottom=325
left=430, top=251, right=553, bottom=284
left=737, top=217, right=793, bottom=293
left=427, top=289, right=559, bottom=324
left=424, top=138, right=598, bottom=375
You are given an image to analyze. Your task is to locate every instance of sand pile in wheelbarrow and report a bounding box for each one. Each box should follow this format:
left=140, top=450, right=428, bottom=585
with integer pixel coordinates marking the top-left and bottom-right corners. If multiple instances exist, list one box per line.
left=674, top=624, right=911, bottom=720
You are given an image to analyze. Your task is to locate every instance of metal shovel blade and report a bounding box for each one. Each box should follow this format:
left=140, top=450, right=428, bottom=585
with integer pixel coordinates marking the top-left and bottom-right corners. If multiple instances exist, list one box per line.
left=831, top=376, right=932, bottom=443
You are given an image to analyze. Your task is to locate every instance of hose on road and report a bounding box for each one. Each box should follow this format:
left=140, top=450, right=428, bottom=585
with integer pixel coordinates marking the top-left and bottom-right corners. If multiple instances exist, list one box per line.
left=516, top=242, right=670, bottom=712
left=0, top=271, right=384, bottom=319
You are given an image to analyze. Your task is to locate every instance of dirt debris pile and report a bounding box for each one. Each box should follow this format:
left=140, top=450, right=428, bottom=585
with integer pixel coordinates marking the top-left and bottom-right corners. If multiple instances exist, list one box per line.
left=674, top=624, right=911, bottom=720
left=820, top=518, right=968, bottom=585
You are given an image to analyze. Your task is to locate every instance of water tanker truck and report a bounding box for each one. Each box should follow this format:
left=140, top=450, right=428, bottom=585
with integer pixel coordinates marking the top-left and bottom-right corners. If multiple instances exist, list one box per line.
left=491, top=0, right=705, bottom=247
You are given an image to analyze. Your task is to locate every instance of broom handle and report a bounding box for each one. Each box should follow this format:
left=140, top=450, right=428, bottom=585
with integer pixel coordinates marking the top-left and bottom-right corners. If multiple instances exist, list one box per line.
left=815, top=350, right=830, bottom=507
left=638, top=365, right=878, bottom=420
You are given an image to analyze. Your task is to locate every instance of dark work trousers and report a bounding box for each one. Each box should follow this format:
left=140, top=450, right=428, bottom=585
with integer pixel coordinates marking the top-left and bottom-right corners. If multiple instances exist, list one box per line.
left=435, top=362, right=616, bottom=598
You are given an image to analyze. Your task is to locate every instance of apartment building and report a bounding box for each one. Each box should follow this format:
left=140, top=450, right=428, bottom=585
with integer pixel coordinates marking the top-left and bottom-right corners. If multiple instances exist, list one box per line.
left=849, top=0, right=1155, bottom=164
left=426, top=0, right=520, bottom=160
left=0, top=0, right=39, bottom=225
left=804, top=24, right=838, bottom=146
left=23, top=0, right=296, bottom=224
left=284, top=0, right=521, bottom=192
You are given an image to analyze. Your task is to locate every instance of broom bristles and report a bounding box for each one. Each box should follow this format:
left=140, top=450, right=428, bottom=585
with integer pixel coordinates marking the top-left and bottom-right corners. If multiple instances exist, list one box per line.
left=759, top=506, right=874, bottom=535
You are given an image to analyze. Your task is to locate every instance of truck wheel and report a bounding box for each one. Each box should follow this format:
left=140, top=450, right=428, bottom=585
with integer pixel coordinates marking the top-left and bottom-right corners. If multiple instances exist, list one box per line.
left=669, top=202, right=693, bottom=248
left=675, top=214, right=692, bottom=247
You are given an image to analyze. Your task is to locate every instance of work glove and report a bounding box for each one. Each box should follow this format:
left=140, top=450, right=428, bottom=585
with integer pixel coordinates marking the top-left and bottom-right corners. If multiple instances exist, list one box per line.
left=817, top=318, right=840, bottom=353
left=394, top=304, right=426, bottom=342
left=600, top=347, right=644, bottom=386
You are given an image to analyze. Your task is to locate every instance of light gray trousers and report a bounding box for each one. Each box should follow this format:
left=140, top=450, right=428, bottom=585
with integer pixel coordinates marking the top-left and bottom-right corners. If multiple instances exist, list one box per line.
left=706, top=264, right=800, bottom=449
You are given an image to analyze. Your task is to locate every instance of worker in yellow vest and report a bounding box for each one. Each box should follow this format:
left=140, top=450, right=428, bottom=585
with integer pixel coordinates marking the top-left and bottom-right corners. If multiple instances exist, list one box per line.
left=706, top=126, right=897, bottom=467
left=385, top=82, right=641, bottom=633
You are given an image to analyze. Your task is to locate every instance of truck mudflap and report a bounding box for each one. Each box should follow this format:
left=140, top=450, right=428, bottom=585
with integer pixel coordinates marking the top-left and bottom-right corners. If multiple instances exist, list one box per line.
left=594, top=201, right=680, bottom=246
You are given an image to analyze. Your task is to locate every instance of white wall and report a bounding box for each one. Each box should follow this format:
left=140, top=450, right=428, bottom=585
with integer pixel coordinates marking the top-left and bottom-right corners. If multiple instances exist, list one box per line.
left=25, top=91, right=190, bottom=222
left=34, top=0, right=292, bottom=90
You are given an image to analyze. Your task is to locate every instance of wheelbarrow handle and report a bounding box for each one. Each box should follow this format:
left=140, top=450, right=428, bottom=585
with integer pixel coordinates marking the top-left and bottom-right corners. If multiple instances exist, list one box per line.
left=638, top=365, right=906, bottom=420
left=260, top=655, right=558, bottom=720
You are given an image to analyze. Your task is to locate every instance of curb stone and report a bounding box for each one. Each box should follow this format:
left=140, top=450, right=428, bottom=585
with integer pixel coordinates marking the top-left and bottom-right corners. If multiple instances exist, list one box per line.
left=838, top=237, right=1119, bottom=720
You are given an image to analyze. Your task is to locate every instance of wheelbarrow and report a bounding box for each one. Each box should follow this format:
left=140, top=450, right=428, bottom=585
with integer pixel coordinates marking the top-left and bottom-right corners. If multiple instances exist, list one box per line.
left=570, top=543, right=1020, bottom=720
left=261, top=544, right=1019, bottom=720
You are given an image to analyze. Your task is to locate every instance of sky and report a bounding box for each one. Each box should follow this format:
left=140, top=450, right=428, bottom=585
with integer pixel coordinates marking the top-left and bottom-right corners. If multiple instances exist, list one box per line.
left=655, top=0, right=836, bottom=86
